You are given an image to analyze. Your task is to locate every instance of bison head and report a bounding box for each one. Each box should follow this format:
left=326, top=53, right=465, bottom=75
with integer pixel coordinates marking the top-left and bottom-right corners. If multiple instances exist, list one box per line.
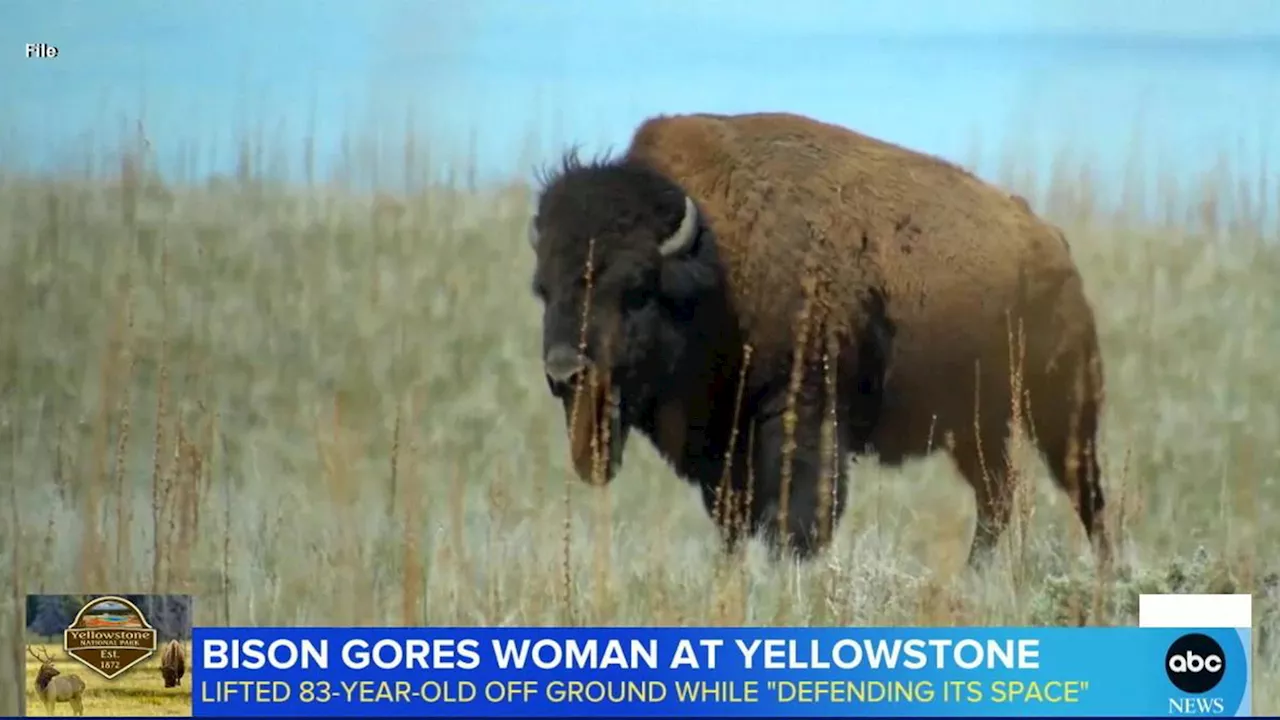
left=528, top=153, right=718, bottom=484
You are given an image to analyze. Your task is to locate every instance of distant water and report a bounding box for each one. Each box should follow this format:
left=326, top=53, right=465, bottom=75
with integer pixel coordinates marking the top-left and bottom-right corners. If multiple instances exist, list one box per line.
left=83, top=613, right=140, bottom=627
left=4, top=29, right=1277, bottom=225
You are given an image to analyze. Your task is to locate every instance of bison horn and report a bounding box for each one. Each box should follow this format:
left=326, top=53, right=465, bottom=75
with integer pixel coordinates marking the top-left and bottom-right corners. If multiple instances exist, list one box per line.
left=658, top=196, right=698, bottom=258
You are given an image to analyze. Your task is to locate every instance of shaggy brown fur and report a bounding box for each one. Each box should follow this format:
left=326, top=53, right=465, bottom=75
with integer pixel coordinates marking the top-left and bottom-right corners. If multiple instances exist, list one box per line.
left=160, top=639, right=187, bottom=688
left=29, top=647, right=86, bottom=716
left=626, top=112, right=1111, bottom=566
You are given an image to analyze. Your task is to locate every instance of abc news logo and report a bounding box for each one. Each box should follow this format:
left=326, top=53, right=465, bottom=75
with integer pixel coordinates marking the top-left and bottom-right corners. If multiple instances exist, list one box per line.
left=1165, top=633, right=1225, bottom=694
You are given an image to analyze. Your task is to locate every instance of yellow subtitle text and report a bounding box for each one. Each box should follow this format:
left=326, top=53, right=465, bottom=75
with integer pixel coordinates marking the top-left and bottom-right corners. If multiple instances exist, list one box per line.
left=199, top=677, right=1091, bottom=707
left=988, top=680, right=1088, bottom=703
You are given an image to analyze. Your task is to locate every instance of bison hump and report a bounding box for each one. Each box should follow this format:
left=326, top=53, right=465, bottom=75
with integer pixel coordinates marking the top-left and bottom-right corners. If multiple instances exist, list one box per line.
left=626, top=112, right=1074, bottom=362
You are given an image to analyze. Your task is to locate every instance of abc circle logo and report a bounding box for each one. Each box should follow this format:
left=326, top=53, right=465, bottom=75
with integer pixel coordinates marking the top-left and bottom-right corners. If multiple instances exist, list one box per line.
left=1165, top=633, right=1226, bottom=694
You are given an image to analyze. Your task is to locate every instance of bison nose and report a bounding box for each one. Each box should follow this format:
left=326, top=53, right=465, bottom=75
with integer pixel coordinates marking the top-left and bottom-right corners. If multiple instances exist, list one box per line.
left=544, top=345, right=587, bottom=397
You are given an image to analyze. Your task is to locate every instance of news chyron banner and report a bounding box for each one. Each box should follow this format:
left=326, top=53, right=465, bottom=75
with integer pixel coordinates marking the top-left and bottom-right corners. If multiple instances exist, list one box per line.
left=193, top=594, right=1253, bottom=718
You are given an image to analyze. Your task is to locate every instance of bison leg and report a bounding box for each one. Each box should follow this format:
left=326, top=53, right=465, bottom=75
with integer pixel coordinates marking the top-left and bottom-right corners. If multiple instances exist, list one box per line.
left=949, top=433, right=1014, bottom=568
left=1035, top=395, right=1114, bottom=571
left=750, top=399, right=850, bottom=561
left=694, top=429, right=760, bottom=557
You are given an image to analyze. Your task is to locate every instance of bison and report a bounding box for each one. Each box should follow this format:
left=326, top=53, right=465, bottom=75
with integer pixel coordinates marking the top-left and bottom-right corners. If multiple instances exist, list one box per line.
left=159, top=639, right=186, bottom=688
left=526, top=111, right=1112, bottom=567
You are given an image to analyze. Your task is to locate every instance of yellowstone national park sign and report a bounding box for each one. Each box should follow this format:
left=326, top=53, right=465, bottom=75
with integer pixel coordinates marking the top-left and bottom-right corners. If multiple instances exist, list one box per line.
left=64, top=595, right=159, bottom=679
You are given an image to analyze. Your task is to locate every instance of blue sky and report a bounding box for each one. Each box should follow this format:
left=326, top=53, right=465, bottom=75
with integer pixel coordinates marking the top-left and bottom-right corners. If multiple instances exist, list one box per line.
left=3, top=1, right=1278, bottom=194
left=444, top=0, right=1280, bottom=37
left=652, top=0, right=1280, bottom=36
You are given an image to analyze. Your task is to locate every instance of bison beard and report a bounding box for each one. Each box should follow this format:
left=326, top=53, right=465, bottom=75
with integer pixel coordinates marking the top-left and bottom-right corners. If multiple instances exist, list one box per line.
left=565, top=371, right=626, bottom=483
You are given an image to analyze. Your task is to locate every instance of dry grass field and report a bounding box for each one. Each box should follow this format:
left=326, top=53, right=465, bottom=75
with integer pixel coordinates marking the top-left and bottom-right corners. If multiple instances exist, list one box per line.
left=23, top=642, right=191, bottom=716
left=0, top=127, right=1276, bottom=715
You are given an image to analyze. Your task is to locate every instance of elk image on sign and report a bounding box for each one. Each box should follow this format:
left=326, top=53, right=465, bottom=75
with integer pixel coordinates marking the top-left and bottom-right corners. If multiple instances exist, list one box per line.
left=63, top=596, right=159, bottom=680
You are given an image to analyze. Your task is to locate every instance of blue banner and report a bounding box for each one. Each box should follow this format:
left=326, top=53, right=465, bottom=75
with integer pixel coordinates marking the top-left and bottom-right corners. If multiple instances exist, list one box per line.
left=192, top=626, right=1252, bottom=717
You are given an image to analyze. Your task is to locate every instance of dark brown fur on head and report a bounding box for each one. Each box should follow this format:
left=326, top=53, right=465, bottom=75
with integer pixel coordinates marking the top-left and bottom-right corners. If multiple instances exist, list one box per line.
left=530, top=150, right=734, bottom=485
